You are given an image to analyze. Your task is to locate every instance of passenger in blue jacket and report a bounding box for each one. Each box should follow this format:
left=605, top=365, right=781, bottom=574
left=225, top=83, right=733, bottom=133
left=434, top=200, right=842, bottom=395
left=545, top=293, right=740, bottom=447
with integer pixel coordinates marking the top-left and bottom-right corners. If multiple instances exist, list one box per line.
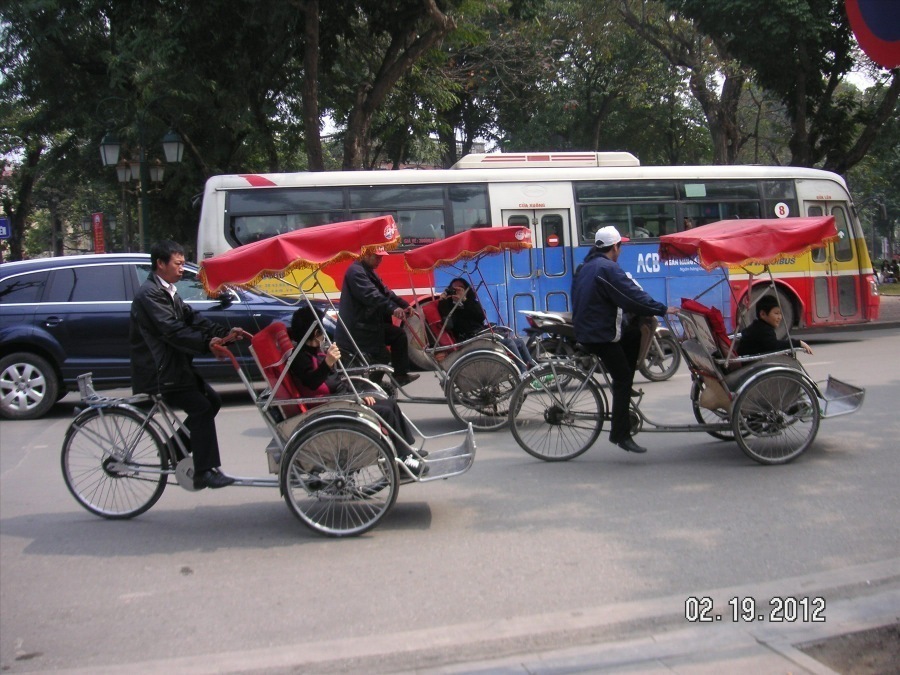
left=572, top=226, right=677, bottom=454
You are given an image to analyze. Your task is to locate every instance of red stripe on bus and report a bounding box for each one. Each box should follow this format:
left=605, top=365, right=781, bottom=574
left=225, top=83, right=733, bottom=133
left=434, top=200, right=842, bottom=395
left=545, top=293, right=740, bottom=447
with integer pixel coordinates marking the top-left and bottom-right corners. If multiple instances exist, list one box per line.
left=238, top=174, right=278, bottom=186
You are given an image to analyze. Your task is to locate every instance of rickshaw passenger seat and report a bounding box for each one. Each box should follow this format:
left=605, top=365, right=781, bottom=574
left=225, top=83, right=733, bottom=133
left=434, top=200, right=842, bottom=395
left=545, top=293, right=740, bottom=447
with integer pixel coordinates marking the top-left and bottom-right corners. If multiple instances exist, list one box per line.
left=251, top=321, right=304, bottom=418
left=680, top=298, right=732, bottom=357
left=421, top=300, right=457, bottom=347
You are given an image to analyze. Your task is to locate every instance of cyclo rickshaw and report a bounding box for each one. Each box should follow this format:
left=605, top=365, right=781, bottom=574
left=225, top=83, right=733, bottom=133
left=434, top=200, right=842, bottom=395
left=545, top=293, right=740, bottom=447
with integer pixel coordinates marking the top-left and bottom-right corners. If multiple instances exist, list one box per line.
left=60, top=217, right=475, bottom=537
left=331, top=225, right=534, bottom=432
left=507, top=216, right=865, bottom=465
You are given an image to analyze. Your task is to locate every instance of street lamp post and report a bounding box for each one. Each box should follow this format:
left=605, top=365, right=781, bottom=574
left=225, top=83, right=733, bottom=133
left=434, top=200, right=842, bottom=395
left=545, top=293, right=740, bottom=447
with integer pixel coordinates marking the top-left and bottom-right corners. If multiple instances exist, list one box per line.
left=99, top=129, right=184, bottom=252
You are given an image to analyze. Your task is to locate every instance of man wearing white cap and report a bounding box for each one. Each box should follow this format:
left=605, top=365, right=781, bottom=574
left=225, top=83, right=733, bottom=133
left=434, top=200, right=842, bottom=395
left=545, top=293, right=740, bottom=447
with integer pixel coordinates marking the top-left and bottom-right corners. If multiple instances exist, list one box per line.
left=335, top=246, right=420, bottom=386
left=572, top=226, right=677, bottom=454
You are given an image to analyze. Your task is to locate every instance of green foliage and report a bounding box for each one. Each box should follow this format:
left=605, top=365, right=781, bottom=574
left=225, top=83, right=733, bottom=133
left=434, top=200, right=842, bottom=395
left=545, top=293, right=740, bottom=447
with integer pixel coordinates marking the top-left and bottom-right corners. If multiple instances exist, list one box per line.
left=1, top=0, right=899, bottom=262
left=664, top=0, right=900, bottom=170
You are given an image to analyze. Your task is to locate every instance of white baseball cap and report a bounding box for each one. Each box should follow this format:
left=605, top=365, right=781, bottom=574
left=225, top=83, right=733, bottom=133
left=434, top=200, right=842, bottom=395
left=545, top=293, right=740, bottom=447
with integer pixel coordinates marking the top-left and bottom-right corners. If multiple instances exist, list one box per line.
left=594, top=226, right=629, bottom=247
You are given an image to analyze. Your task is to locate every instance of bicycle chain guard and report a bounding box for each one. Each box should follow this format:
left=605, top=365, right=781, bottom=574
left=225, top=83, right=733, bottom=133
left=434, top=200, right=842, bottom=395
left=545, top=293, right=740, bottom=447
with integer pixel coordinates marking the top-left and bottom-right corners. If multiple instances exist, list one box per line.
left=175, top=457, right=201, bottom=491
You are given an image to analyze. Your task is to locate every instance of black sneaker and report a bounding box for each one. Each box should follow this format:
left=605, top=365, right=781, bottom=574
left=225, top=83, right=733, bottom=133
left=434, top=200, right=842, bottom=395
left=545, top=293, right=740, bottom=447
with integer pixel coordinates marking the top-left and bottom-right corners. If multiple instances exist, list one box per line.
left=400, top=454, right=429, bottom=477
left=394, top=373, right=420, bottom=386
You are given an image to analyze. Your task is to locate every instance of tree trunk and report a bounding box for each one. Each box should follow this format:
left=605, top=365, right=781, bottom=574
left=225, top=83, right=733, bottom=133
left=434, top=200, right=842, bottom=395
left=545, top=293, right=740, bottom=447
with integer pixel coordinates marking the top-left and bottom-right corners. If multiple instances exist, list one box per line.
left=342, top=0, right=455, bottom=169
left=3, top=143, right=43, bottom=261
left=302, top=0, right=325, bottom=172
left=825, top=70, right=900, bottom=174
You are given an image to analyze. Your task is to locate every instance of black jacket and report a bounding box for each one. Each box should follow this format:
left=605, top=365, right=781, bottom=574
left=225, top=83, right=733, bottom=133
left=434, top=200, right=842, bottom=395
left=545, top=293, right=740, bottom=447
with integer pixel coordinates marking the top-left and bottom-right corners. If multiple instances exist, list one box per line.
left=130, top=274, right=228, bottom=394
left=334, top=260, right=409, bottom=355
left=437, top=292, right=485, bottom=340
left=736, top=319, right=803, bottom=357
left=572, top=247, right=667, bottom=344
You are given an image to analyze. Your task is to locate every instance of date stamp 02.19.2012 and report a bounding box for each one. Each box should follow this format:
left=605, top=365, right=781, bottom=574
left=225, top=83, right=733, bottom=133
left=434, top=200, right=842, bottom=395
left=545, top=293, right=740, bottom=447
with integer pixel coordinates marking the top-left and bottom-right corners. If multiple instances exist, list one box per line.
left=685, top=596, right=826, bottom=623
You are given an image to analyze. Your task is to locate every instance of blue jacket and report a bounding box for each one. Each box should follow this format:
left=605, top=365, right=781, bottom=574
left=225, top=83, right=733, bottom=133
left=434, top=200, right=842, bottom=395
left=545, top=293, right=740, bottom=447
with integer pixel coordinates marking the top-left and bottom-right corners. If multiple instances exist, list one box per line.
left=572, top=247, right=666, bottom=344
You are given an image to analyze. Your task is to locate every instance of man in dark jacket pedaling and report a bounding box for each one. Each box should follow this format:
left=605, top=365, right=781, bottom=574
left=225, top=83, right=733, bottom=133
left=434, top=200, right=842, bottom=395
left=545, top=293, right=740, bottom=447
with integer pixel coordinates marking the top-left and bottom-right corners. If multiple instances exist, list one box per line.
left=572, top=226, right=678, bottom=454
left=130, top=240, right=250, bottom=489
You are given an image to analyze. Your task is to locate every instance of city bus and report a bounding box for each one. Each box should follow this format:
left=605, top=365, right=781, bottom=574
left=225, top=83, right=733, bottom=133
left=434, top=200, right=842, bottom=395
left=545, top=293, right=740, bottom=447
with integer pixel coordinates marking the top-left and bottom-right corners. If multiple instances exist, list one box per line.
left=196, top=152, right=880, bottom=333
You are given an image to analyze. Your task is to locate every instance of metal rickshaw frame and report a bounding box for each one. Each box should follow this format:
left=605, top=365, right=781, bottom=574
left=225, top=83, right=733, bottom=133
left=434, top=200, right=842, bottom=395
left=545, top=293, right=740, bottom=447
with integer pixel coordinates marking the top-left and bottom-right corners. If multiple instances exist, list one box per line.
left=395, top=226, right=536, bottom=431
left=60, top=217, right=475, bottom=538
left=506, top=216, right=865, bottom=465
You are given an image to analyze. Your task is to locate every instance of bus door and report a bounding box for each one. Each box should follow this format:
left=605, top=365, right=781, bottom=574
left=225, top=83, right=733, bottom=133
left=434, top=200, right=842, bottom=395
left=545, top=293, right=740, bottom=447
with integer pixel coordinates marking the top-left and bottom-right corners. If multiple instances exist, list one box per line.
left=804, top=201, right=861, bottom=322
left=502, top=209, right=572, bottom=333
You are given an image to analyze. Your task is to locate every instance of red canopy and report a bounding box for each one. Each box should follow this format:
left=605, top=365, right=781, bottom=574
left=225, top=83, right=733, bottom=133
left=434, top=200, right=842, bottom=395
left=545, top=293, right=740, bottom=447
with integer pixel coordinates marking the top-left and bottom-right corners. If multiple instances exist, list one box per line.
left=658, top=216, right=838, bottom=271
left=403, top=226, right=533, bottom=273
left=199, top=216, right=400, bottom=294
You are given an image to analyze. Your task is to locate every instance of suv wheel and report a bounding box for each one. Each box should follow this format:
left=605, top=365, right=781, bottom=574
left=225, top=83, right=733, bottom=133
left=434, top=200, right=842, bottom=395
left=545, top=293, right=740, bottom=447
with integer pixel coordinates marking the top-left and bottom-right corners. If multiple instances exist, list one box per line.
left=0, top=353, right=60, bottom=420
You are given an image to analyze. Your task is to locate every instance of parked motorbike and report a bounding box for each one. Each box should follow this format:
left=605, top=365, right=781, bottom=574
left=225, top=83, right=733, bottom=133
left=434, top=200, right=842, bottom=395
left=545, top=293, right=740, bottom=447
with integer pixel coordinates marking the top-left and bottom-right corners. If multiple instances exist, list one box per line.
left=521, top=309, right=681, bottom=382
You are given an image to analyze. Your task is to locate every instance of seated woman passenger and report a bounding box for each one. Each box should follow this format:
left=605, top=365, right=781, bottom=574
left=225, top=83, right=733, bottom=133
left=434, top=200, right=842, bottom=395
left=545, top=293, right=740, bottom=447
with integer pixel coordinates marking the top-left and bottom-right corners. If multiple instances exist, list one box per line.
left=289, top=306, right=427, bottom=476
left=737, top=295, right=813, bottom=358
left=437, top=277, right=537, bottom=374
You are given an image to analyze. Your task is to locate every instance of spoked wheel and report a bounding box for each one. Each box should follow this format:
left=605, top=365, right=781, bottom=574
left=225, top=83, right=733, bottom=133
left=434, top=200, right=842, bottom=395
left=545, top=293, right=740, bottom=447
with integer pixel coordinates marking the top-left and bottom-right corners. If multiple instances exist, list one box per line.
left=638, top=335, right=681, bottom=382
left=446, top=351, right=520, bottom=431
left=527, top=336, right=575, bottom=387
left=281, top=419, right=399, bottom=537
left=690, top=379, right=734, bottom=441
left=508, top=365, right=605, bottom=461
left=731, top=371, right=821, bottom=464
left=61, top=407, right=168, bottom=519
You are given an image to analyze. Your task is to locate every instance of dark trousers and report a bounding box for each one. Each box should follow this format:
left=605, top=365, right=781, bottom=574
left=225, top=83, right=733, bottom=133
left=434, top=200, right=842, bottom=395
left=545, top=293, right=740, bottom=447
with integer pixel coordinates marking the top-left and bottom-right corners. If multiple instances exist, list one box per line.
left=163, top=378, right=223, bottom=474
left=384, top=323, right=411, bottom=376
left=339, top=323, right=412, bottom=383
left=585, top=326, right=641, bottom=444
left=370, top=399, right=416, bottom=446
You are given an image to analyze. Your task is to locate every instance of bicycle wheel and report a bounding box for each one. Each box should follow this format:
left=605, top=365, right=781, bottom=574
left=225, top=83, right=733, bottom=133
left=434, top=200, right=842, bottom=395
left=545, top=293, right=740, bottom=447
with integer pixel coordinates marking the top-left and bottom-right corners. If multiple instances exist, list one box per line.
left=281, top=418, right=399, bottom=537
left=731, top=371, right=820, bottom=464
left=690, top=378, right=734, bottom=441
left=61, top=407, right=167, bottom=519
left=446, top=351, right=520, bottom=431
left=638, top=335, right=681, bottom=382
left=509, top=365, right=605, bottom=461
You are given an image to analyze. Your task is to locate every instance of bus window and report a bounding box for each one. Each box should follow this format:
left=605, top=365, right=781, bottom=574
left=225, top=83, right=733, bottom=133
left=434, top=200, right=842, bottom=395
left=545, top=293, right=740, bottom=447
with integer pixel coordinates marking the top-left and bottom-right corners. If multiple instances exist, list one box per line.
left=449, top=184, right=490, bottom=233
left=581, top=205, right=628, bottom=243
left=832, top=206, right=853, bottom=262
left=397, top=210, right=445, bottom=246
left=807, top=205, right=827, bottom=263
left=575, top=180, right=676, bottom=201
left=631, top=204, right=675, bottom=237
left=762, top=180, right=798, bottom=218
left=232, top=212, right=344, bottom=244
left=681, top=180, right=761, bottom=225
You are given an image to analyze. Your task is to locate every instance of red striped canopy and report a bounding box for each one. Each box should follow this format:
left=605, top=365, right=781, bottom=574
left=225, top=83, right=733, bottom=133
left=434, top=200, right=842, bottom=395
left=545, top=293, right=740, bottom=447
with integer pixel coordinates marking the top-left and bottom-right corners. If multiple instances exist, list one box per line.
left=658, top=216, right=838, bottom=271
left=199, top=216, right=400, bottom=294
left=403, top=226, right=533, bottom=273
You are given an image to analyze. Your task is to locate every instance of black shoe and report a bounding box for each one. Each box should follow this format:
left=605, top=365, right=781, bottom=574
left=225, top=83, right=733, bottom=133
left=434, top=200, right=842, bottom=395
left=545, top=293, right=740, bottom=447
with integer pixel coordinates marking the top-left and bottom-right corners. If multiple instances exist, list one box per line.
left=394, top=373, right=420, bottom=386
left=400, top=454, right=430, bottom=478
left=194, top=468, right=235, bottom=489
left=631, top=389, right=643, bottom=398
left=616, top=438, right=648, bottom=454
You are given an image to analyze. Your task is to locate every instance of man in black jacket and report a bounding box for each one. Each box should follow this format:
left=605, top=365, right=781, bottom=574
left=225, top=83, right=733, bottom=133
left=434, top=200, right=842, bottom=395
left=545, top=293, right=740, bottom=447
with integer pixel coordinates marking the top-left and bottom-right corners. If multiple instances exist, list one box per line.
left=334, top=247, right=419, bottom=386
left=130, top=240, right=248, bottom=489
left=572, top=226, right=677, bottom=454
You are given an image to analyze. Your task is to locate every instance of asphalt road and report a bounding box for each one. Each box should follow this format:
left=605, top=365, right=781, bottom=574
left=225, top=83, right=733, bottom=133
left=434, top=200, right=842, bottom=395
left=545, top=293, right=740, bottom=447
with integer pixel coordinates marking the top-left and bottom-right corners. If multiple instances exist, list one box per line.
left=1, top=326, right=898, bottom=673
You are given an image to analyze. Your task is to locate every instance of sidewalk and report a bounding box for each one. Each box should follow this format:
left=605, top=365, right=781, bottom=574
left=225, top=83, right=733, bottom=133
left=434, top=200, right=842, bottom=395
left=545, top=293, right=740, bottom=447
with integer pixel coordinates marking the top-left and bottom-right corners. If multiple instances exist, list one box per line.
left=400, top=560, right=900, bottom=675
left=875, top=292, right=900, bottom=326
